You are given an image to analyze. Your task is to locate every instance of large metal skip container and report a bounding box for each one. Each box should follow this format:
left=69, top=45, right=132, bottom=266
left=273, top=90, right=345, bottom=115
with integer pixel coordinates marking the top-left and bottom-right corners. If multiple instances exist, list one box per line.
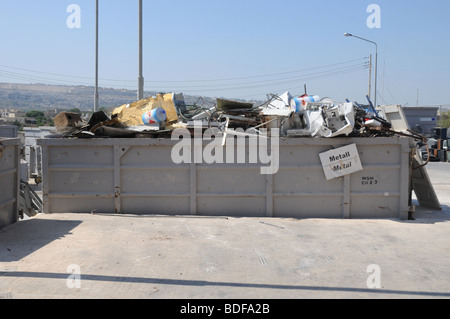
left=38, top=137, right=412, bottom=219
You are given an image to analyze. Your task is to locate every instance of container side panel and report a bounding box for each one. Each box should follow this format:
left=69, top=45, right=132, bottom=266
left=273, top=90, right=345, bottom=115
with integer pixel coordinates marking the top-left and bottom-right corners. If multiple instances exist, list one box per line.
left=121, top=197, right=190, bottom=215
left=274, top=168, right=342, bottom=193
left=273, top=197, right=343, bottom=218
left=49, top=146, right=114, bottom=165
left=39, top=138, right=412, bottom=219
left=48, top=197, right=114, bottom=214
left=351, top=196, right=400, bottom=219
left=121, top=168, right=190, bottom=194
left=121, top=146, right=176, bottom=165
left=0, top=139, right=20, bottom=228
left=279, top=144, right=333, bottom=166
left=0, top=173, right=16, bottom=203
left=197, top=197, right=266, bottom=217
left=0, top=203, right=16, bottom=229
left=351, top=168, right=401, bottom=193
left=197, top=167, right=265, bottom=194
left=49, top=171, right=114, bottom=194
left=357, top=144, right=402, bottom=165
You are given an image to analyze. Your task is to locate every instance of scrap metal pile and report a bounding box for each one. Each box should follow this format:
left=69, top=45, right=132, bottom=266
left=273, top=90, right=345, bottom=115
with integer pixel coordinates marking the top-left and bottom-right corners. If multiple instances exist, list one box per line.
left=50, top=91, right=427, bottom=143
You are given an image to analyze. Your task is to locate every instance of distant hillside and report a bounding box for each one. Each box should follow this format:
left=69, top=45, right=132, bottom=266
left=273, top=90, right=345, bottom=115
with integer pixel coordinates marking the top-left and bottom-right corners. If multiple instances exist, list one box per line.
left=0, top=83, right=226, bottom=111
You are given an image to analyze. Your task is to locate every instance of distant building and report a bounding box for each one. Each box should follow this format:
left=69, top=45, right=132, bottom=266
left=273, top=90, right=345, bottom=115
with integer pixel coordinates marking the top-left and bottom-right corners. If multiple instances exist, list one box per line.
left=0, top=109, right=26, bottom=119
left=0, top=116, right=37, bottom=126
left=24, top=117, right=38, bottom=125
left=45, top=109, right=59, bottom=117
left=0, top=109, right=12, bottom=118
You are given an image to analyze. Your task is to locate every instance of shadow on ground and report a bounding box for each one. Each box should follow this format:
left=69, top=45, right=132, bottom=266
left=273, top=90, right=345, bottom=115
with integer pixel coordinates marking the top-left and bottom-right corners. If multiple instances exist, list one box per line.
left=1, top=271, right=450, bottom=298
left=408, top=200, right=450, bottom=224
left=0, top=217, right=82, bottom=262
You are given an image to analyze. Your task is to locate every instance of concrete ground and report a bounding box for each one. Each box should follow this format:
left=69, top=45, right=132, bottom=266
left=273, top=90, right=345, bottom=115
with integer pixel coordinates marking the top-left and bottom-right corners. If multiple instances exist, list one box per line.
left=0, top=163, right=449, bottom=299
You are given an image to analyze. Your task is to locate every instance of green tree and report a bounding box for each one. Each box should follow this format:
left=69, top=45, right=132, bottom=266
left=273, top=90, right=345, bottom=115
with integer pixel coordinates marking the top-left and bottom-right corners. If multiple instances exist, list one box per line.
left=69, top=108, right=82, bottom=115
left=441, top=111, right=450, bottom=129
left=13, top=120, right=24, bottom=131
left=26, top=110, right=45, bottom=118
left=26, top=110, right=46, bottom=126
left=47, top=117, right=55, bottom=126
left=26, top=110, right=54, bottom=126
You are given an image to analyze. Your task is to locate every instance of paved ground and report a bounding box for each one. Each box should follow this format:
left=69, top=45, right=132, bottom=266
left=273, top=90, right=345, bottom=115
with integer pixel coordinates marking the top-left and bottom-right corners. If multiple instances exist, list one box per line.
left=0, top=162, right=449, bottom=300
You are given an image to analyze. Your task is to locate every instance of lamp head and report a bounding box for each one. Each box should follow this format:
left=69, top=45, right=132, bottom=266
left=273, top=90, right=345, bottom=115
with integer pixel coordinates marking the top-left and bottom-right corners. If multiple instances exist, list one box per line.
left=344, top=33, right=353, bottom=37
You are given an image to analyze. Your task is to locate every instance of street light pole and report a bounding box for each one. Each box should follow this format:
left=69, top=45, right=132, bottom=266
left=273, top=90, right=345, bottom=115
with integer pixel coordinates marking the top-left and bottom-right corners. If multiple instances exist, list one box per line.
left=137, top=0, right=144, bottom=101
left=345, top=33, right=378, bottom=107
left=368, top=54, right=372, bottom=101
left=94, top=0, right=99, bottom=112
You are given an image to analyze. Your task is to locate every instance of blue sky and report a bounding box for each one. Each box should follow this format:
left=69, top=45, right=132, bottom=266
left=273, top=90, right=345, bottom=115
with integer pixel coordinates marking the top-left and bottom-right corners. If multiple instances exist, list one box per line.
left=1, top=0, right=449, bottom=106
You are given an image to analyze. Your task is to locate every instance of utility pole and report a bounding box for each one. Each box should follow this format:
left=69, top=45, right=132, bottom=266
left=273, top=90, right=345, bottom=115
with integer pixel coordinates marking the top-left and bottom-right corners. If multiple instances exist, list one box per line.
left=94, top=0, right=99, bottom=112
left=344, top=33, right=378, bottom=106
left=368, top=54, right=372, bottom=101
left=416, top=89, right=419, bottom=107
left=137, top=0, right=144, bottom=101
left=374, top=46, right=378, bottom=106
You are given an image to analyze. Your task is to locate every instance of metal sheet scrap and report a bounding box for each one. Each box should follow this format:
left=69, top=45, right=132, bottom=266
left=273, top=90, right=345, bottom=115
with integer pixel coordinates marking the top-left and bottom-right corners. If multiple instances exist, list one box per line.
left=50, top=89, right=429, bottom=144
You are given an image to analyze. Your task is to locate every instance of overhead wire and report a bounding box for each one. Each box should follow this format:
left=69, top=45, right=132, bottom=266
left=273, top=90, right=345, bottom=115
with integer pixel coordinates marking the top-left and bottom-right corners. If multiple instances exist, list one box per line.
left=0, top=57, right=367, bottom=84
left=0, top=69, right=137, bottom=89
left=148, top=65, right=367, bottom=92
left=0, top=64, right=135, bottom=83
left=167, top=64, right=369, bottom=96
left=143, top=56, right=369, bottom=83
left=0, top=57, right=369, bottom=98
left=145, top=63, right=369, bottom=90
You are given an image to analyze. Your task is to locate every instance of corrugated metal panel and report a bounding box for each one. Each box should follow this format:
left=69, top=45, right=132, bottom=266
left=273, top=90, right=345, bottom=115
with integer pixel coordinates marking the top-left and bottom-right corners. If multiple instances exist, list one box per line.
left=0, top=138, right=20, bottom=229
left=38, top=137, right=412, bottom=219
